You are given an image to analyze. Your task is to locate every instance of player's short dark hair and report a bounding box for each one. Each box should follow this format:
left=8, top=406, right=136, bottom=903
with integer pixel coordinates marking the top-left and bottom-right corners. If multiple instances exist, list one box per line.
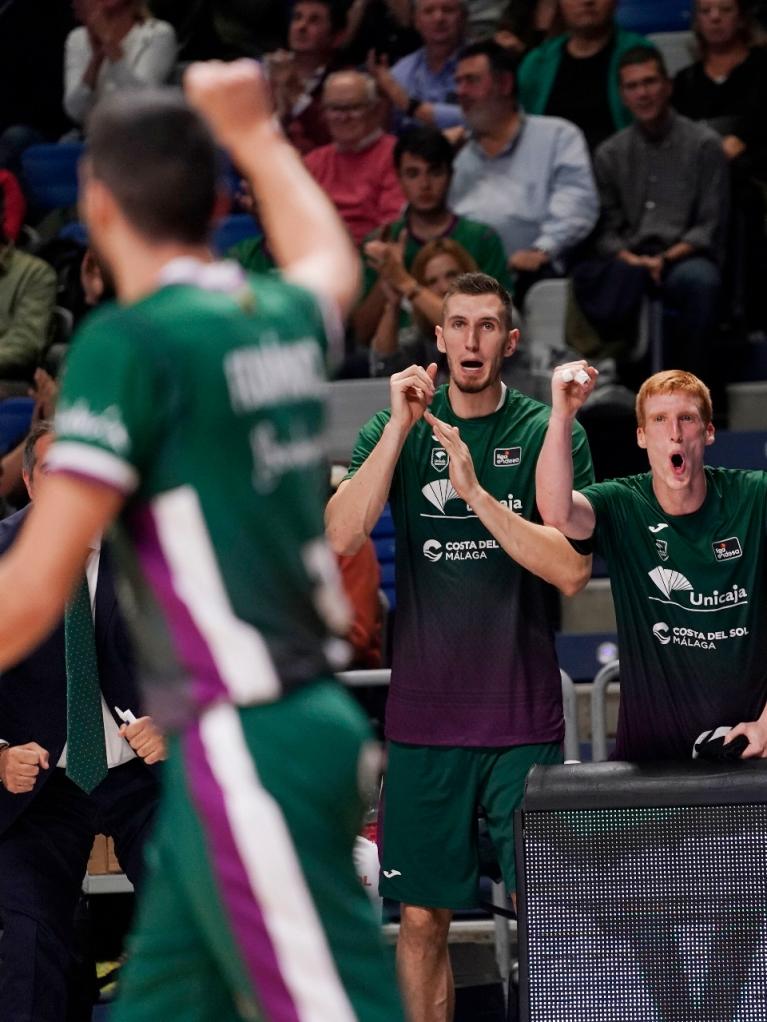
left=290, top=0, right=346, bottom=34
left=458, top=38, right=519, bottom=88
left=618, top=45, right=668, bottom=81
left=394, top=126, right=455, bottom=174
left=23, top=420, right=54, bottom=478
left=86, top=89, right=218, bottom=246
left=442, top=272, right=514, bottom=332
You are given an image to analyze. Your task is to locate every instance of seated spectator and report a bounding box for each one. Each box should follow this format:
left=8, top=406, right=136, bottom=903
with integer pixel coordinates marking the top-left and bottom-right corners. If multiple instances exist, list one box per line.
left=0, top=173, right=25, bottom=246
left=673, top=0, right=767, bottom=329
left=369, top=236, right=477, bottom=376
left=367, top=0, right=466, bottom=131
left=673, top=0, right=767, bottom=176
left=576, top=46, right=728, bottom=381
left=449, top=39, right=598, bottom=300
left=304, top=70, right=405, bottom=244
left=330, top=465, right=383, bottom=669
left=353, top=124, right=511, bottom=343
left=518, top=0, right=647, bottom=150
left=64, top=0, right=177, bottom=130
left=266, top=0, right=345, bottom=155
left=338, top=0, right=421, bottom=66
left=0, top=201, right=56, bottom=382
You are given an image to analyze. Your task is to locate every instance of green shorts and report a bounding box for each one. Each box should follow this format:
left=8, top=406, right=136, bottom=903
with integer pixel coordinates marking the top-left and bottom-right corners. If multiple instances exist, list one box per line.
left=379, top=741, right=562, bottom=909
left=111, top=681, right=404, bottom=1022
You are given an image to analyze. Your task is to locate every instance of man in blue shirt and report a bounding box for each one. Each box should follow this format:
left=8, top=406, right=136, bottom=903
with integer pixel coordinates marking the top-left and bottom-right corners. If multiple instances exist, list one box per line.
left=368, top=0, right=465, bottom=130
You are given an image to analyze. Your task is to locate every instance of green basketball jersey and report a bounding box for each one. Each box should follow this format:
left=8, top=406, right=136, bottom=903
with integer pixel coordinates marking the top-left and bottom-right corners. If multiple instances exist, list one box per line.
left=347, top=384, right=594, bottom=746
left=583, top=467, right=767, bottom=760
left=51, top=269, right=348, bottom=726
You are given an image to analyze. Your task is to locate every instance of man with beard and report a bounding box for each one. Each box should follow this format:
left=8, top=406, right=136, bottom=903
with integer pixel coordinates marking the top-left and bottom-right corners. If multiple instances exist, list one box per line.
left=325, top=271, right=594, bottom=1022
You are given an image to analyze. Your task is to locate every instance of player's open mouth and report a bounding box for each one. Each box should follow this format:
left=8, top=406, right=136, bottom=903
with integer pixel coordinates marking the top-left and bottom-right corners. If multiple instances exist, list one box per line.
left=461, top=360, right=483, bottom=371
left=670, top=452, right=685, bottom=474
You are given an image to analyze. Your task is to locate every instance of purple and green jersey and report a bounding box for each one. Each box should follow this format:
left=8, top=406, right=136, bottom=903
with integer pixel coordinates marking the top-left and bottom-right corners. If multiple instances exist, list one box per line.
left=49, top=270, right=349, bottom=729
left=347, top=384, right=593, bottom=747
left=583, top=468, right=767, bottom=760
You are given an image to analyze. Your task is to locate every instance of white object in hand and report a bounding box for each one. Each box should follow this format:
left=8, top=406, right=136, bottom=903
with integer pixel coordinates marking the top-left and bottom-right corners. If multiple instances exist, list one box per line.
left=574, top=368, right=590, bottom=385
left=560, top=368, right=575, bottom=383
left=114, top=706, right=137, bottom=725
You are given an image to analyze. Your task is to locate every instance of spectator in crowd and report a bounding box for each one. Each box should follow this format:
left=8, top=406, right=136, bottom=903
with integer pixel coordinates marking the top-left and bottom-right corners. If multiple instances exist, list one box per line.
left=326, top=271, right=593, bottom=1022
left=305, top=70, right=405, bottom=244
left=354, top=125, right=511, bottom=344
left=367, top=0, right=466, bottom=131
left=449, top=39, right=598, bottom=301
left=339, top=0, right=421, bottom=66
left=265, top=0, right=346, bottom=155
left=0, top=421, right=163, bottom=1022
left=673, top=0, right=767, bottom=329
left=537, top=364, right=767, bottom=762
left=330, top=465, right=383, bottom=670
left=149, top=0, right=289, bottom=60
left=0, top=197, right=57, bottom=382
left=64, top=0, right=177, bottom=129
left=369, top=237, right=478, bottom=375
left=581, top=46, right=728, bottom=381
left=518, top=0, right=647, bottom=151
left=0, top=172, right=25, bottom=246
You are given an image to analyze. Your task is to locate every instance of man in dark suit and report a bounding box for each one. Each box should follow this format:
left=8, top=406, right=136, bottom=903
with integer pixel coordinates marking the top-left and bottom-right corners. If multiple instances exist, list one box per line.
left=0, top=421, right=163, bottom=1022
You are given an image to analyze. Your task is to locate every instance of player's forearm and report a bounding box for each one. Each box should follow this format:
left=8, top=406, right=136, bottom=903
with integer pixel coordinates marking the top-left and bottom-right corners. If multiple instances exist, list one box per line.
left=536, top=412, right=585, bottom=535
left=326, top=420, right=409, bottom=555
left=230, top=124, right=360, bottom=316
left=469, top=488, right=591, bottom=596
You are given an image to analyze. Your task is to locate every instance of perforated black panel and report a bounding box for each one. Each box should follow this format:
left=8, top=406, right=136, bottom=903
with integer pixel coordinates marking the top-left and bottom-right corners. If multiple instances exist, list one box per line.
left=519, top=804, right=767, bottom=1021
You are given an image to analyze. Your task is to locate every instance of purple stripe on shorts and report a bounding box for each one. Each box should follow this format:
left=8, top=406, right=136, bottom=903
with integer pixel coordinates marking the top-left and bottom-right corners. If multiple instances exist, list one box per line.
left=129, top=505, right=228, bottom=710
left=183, top=722, right=302, bottom=1022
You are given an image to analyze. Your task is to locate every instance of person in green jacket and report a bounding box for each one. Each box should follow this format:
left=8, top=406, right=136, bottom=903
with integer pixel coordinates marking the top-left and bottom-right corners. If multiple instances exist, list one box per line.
left=518, top=0, right=647, bottom=150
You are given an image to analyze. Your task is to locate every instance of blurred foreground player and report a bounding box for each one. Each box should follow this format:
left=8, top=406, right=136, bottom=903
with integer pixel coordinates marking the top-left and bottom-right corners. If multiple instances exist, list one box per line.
left=536, top=365, right=767, bottom=761
left=0, top=62, right=404, bottom=1022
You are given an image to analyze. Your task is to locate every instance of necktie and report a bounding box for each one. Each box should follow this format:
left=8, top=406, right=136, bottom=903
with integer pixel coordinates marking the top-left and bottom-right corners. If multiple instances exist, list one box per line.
left=65, top=574, right=108, bottom=793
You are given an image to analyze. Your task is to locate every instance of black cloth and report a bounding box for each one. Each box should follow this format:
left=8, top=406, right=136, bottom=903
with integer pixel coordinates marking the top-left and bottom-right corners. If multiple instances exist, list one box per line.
left=672, top=48, right=767, bottom=182
left=0, top=506, right=160, bottom=1022
left=544, top=36, right=616, bottom=151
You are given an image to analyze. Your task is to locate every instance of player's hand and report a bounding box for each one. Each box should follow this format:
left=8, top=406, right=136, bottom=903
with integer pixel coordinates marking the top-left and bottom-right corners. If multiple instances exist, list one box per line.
left=0, top=742, right=49, bottom=794
left=184, top=59, right=275, bottom=153
left=551, top=361, right=598, bottom=419
left=424, top=410, right=481, bottom=505
left=389, top=363, right=437, bottom=432
left=724, top=720, right=767, bottom=758
left=119, top=716, right=167, bottom=765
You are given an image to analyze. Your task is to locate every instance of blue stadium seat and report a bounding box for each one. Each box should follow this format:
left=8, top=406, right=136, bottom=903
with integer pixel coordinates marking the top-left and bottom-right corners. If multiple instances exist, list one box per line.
left=371, top=505, right=396, bottom=609
left=0, top=397, right=35, bottom=457
left=706, top=430, right=767, bottom=470
left=58, top=221, right=89, bottom=246
left=212, top=214, right=261, bottom=256
left=21, top=143, right=84, bottom=212
left=617, top=0, right=691, bottom=33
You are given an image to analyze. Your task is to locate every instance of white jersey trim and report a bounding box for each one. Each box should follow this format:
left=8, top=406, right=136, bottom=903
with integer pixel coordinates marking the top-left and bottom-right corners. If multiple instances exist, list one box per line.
left=200, top=702, right=357, bottom=1022
left=152, top=485, right=282, bottom=704
left=47, top=441, right=139, bottom=494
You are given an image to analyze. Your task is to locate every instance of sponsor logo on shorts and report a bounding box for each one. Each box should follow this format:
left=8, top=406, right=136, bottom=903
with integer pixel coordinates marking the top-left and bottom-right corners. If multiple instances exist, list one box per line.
left=493, top=446, right=521, bottom=467
left=713, top=537, right=742, bottom=562
left=431, top=448, right=448, bottom=472
left=423, top=539, right=443, bottom=562
left=382, top=869, right=402, bottom=879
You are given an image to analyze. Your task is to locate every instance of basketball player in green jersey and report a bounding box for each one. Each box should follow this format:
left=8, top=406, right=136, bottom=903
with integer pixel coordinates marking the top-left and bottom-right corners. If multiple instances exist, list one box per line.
left=0, top=61, right=405, bottom=1022
left=537, top=364, right=767, bottom=762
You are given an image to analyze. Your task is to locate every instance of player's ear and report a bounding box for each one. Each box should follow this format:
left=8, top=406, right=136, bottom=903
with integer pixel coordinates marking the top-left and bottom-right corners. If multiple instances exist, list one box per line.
left=504, top=328, right=518, bottom=357
left=435, top=325, right=446, bottom=354
left=704, top=421, right=715, bottom=446
left=636, top=426, right=647, bottom=450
